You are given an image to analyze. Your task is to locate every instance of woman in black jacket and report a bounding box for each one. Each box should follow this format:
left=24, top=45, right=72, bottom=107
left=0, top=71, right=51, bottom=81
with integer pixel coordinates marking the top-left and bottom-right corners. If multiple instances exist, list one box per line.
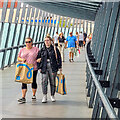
left=37, top=36, right=62, bottom=103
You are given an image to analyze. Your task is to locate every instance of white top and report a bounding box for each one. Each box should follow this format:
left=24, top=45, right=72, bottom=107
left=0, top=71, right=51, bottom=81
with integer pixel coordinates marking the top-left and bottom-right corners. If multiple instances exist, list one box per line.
left=79, top=33, right=84, bottom=41
left=54, top=34, right=59, bottom=44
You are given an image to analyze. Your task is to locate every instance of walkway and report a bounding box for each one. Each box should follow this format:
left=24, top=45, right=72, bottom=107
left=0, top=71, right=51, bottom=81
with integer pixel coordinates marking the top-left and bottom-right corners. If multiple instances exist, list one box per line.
left=1, top=48, right=92, bottom=118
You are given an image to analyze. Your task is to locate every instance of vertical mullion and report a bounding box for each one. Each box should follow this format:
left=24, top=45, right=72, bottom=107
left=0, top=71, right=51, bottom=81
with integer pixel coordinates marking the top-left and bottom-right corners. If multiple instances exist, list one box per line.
left=23, top=5, right=31, bottom=43
left=14, top=3, right=27, bottom=63
left=46, top=13, right=50, bottom=35
left=75, top=19, right=78, bottom=33
left=1, top=1, right=15, bottom=69
left=61, top=16, right=64, bottom=32
left=79, top=19, right=81, bottom=33
left=64, top=17, right=68, bottom=35
left=35, top=10, right=42, bottom=43
left=72, top=18, right=75, bottom=33
left=39, top=11, right=45, bottom=42
left=86, top=20, right=88, bottom=34
left=0, top=1, right=7, bottom=50
left=52, top=14, right=57, bottom=37
left=49, top=13, right=54, bottom=36
left=57, top=16, right=60, bottom=32
left=67, top=18, right=71, bottom=36
left=32, top=8, right=39, bottom=43
left=83, top=20, right=85, bottom=32
left=51, top=14, right=55, bottom=38
left=41, top=12, right=47, bottom=41
left=90, top=21, right=92, bottom=34
left=8, top=2, right=21, bottom=66
left=28, top=7, right=35, bottom=37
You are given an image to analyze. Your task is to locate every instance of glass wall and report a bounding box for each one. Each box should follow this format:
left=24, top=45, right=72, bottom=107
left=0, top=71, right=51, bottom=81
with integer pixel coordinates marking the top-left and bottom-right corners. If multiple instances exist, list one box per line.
left=0, top=0, right=94, bottom=69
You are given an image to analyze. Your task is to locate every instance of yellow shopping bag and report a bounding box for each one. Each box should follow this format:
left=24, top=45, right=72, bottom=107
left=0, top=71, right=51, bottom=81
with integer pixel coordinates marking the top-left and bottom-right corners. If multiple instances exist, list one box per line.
left=56, top=73, right=67, bottom=95
left=15, top=62, right=33, bottom=84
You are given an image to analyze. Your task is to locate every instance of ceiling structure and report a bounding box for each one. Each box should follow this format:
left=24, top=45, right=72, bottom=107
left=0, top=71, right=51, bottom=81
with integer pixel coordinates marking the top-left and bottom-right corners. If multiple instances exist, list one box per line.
left=20, top=0, right=102, bottom=21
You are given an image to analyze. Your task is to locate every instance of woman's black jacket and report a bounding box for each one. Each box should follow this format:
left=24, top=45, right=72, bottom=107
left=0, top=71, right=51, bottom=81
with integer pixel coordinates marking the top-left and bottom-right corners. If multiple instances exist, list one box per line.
left=37, top=44, right=62, bottom=74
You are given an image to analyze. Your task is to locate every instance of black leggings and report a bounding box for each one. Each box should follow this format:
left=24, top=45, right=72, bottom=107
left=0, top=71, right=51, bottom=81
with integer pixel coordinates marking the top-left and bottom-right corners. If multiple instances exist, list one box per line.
left=22, top=70, right=38, bottom=89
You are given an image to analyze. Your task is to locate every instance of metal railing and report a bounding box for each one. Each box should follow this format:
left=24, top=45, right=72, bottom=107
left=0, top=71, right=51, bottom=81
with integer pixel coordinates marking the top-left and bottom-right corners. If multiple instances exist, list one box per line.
left=0, top=41, right=44, bottom=69
left=0, top=41, right=44, bottom=53
left=86, top=41, right=119, bottom=120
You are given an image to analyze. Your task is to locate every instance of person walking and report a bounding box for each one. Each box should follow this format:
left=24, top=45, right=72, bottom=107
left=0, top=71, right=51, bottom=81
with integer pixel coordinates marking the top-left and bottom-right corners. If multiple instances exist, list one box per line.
left=17, top=37, right=39, bottom=104
left=83, top=31, right=87, bottom=47
left=58, top=32, right=66, bottom=62
left=78, top=31, right=84, bottom=49
left=37, top=36, right=62, bottom=103
left=65, top=32, right=78, bottom=62
left=53, top=31, right=59, bottom=47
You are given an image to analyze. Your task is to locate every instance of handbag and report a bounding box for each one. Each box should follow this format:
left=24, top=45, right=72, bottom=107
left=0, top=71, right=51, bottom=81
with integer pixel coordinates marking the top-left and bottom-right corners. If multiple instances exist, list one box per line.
left=56, top=73, right=67, bottom=95
left=15, top=62, right=34, bottom=84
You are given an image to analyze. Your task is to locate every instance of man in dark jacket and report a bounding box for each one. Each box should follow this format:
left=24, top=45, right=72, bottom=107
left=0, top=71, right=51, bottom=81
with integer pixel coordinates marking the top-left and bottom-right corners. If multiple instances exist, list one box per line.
left=37, top=36, right=62, bottom=103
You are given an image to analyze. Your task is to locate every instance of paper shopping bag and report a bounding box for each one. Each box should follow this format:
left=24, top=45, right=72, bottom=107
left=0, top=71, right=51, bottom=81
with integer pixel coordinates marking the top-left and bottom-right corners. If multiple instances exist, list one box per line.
left=56, top=73, right=67, bottom=95
left=15, top=62, right=33, bottom=84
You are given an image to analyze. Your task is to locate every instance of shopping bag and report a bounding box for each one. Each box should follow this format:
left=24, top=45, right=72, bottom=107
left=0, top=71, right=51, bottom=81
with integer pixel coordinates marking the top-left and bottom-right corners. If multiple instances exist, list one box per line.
left=77, top=49, right=80, bottom=57
left=15, top=62, right=34, bottom=84
left=56, top=73, right=67, bottom=95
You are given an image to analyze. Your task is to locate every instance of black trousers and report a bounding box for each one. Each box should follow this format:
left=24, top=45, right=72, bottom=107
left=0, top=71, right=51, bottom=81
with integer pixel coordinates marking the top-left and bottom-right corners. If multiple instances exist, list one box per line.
left=22, top=70, right=38, bottom=89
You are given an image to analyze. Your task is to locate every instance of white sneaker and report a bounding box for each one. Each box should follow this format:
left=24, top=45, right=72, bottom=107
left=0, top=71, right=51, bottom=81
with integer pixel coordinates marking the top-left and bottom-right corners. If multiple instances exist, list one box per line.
left=51, top=96, right=56, bottom=102
left=42, top=94, right=47, bottom=103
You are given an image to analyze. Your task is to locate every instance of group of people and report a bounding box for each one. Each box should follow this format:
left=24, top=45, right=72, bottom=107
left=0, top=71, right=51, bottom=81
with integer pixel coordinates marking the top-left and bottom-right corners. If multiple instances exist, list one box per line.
left=17, top=36, right=62, bottom=104
left=17, top=31, right=92, bottom=104
left=53, top=31, right=90, bottom=62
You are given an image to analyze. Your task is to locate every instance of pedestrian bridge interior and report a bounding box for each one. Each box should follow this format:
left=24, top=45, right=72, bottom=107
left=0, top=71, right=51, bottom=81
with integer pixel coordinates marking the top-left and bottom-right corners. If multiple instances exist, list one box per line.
left=0, top=0, right=120, bottom=119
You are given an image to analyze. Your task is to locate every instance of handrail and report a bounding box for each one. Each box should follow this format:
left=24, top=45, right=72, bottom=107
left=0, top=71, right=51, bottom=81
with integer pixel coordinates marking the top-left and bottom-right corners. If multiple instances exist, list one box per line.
left=86, top=41, right=119, bottom=120
left=0, top=41, right=44, bottom=52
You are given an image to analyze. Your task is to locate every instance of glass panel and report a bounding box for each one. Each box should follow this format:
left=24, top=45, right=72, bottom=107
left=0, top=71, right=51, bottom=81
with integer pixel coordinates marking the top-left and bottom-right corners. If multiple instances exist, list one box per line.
left=5, top=9, right=10, bottom=22
left=62, top=28, right=64, bottom=33
left=7, top=23, right=15, bottom=47
left=69, top=27, right=72, bottom=33
left=37, top=26, right=41, bottom=42
left=12, top=9, right=17, bottom=23
left=4, top=50, right=10, bottom=66
left=50, top=26, right=54, bottom=37
left=13, top=24, right=21, bottom=46
left=0, top=52, right=3, bottom=68
left=11, top=49, right=16, bottom=64
left=44, top=27, right=47, bottom=38
left=24, top=8, right=28, bottom=24
left=73, top=28, right=76, bottom=36
left=84, top=21, right=86, bottom=33
left=40, top=26, right=44, bottom=41
left=30, top=25, right=35, bottom=38
left=33, top=25, right=38, bottom=42
left=18, top=8, right=23, bottom=23
left=47, top=27, right=50, bottom=35
left=0, top=9, right=2, bottom=22
left=25, top=25, right=30, bottom=38
left=19, top=24, right=26, bottom=45
left=65, top=27, right=68, bottom=38
left=0, top=22, right=2, bottom=32
left=88, top=22, right=90, bottom=35
left=0, top=23, right=9, bottom=49
left=92, top=22, right=94, bottom=33
left=54, top=27, right=57, bottom=34
left=58, top=28, right=61, bottom=35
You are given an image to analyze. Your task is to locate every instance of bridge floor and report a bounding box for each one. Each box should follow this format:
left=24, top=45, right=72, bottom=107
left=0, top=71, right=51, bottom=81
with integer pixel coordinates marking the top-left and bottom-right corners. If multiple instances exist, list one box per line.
left=0, top=48, right=92, bottom=118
